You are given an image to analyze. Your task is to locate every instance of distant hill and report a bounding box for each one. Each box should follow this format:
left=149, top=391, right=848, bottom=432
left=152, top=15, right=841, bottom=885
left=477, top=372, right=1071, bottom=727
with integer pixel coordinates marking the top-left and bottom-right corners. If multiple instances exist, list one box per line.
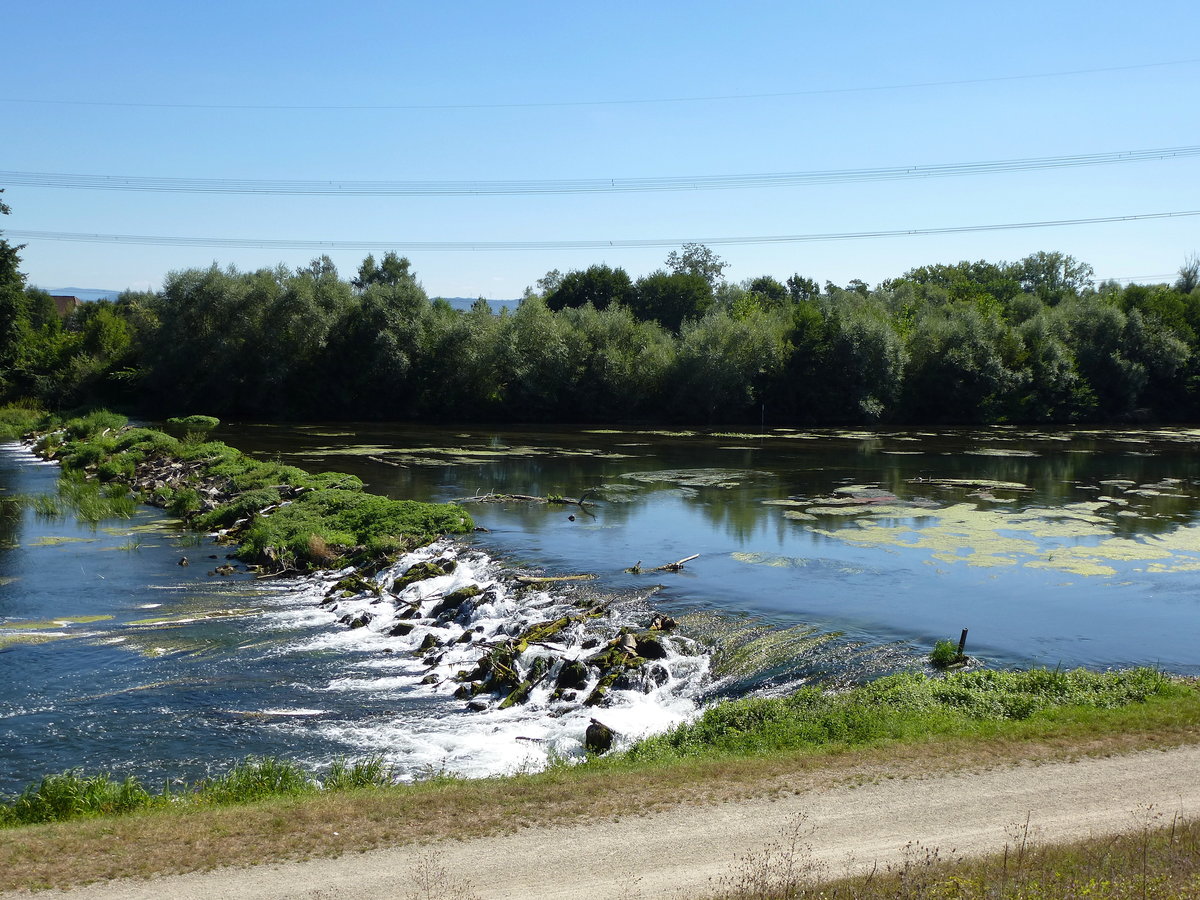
left=437, top=297, right=521, bottom=313
left=44, top=287, right=120, bottom=302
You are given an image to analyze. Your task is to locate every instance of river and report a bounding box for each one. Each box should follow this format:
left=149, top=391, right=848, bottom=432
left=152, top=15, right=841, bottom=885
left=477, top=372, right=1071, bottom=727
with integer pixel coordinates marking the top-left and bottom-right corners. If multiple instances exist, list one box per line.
left=3, top=424, right=1199, bottom=794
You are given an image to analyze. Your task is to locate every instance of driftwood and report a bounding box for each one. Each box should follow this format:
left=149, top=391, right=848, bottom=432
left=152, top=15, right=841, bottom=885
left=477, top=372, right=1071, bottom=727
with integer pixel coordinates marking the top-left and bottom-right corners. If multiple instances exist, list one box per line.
left=625, top=554, right=700, bottom=574
left=514, top=573, right=597, bottom=585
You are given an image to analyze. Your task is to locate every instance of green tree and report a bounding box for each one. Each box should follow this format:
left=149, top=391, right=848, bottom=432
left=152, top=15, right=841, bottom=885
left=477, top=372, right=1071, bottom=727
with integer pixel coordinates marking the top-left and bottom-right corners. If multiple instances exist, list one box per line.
left=0, top=190, right=31, bottom=396
left=1015, top=251, right=1094, bottom=304
left=672, top=307, right=790, bottom=423
left=665, top=243, right=728, bottom=287
left=544, top=264, right=635, bottom=311
left=352, top=251, right=415, bottom=290
left=632, top=270, right=713, bottom=331
left=902, top=303, right=1023, bottom=422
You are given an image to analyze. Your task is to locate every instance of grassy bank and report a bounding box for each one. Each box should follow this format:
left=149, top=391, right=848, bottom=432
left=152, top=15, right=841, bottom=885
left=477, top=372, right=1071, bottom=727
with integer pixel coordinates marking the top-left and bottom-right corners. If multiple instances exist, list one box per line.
left=3, top=668, right=1189, bottom=829
left=17, top=408, right=473, bottom=570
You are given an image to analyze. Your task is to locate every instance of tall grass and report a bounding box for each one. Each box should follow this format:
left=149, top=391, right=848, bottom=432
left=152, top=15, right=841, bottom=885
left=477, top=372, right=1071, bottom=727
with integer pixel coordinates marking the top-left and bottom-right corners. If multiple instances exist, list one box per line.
left=0, top=756, right=395, bottom=827
left=0, top=403, right=45, bottom=440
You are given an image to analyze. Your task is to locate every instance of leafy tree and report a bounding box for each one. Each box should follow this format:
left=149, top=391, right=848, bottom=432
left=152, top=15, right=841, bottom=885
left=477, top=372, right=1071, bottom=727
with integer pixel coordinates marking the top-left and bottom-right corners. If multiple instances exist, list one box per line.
left=746, top=275, right=788, bottom=307
left=631, top=270, right=713, bottom=331
left=902, top=303, right=1023, bottom=422
left=672, top=307, right=790, bottom=423
left=535, top=269, right=564, bottom=296
left=0, top=190, right=30, bottom=396
left=1015, top=251, right=1094, bottom=304
left=665, top=243, right=728, bottom=287
left=495, top=296, right=578, bottom=419
left=352, top=252, right=416, bottom=290
left=786, top=274, right=820, bottom=302
left=544, top=264, right=635, bottom=311
left=561, top=302, right=672, bottom=418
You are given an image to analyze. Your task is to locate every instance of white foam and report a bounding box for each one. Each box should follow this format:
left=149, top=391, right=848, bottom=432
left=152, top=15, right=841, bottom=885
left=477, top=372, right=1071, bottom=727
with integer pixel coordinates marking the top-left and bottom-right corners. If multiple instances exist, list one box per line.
left=258, top=538, right=711, bottom=778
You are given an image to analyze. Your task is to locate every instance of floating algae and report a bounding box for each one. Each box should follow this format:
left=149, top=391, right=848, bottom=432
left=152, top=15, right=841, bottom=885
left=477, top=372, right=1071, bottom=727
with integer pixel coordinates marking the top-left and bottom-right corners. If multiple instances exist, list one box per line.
left=28, top=536, right=98, bottom=547
left=126, top=607, right=262, bottom=627
left=620, top=468, right=773, bottom=489
left=804, top=496, right=1200, bottom=576
left=965, top=448, right=1041, bottom=458
left=3, top=614, right=114, bottom=629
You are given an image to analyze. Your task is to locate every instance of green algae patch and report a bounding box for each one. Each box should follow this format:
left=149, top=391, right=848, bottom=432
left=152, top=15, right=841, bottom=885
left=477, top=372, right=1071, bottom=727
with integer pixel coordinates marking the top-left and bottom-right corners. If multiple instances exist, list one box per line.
left=620, top=468, right=772, bottom=489
left=127, top=608, right=261, bottom=627
left=3, top=615, right=114, bottom=629
left=806, top=496, right=1200, bottom=576
left=0, top=633, right=72, bottom=650
left=28, top=536, right=99, bottom=548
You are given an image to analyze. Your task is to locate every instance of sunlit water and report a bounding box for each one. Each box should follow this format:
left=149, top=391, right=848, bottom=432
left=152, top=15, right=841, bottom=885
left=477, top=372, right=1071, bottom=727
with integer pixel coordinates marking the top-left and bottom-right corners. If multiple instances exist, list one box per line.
left=4, top=424, right=1200, bottom=794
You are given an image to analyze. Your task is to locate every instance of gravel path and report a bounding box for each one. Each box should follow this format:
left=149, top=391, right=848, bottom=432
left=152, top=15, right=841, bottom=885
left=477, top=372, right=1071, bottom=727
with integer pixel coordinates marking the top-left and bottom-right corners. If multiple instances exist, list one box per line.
left=20, top=744, right=1200, bottom=900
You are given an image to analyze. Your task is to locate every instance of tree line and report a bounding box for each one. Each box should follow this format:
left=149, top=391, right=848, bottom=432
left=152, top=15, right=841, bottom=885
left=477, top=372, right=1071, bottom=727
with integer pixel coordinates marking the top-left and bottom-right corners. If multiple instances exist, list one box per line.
left=3, top=197, right=1199, bottom=425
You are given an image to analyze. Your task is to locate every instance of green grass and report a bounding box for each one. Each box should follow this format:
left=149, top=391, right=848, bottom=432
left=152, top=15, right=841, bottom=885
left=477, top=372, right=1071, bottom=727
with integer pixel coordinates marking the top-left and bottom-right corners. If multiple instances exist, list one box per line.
left=605, top=667, right=1189, bottom=766
left=0, top=403, right=45, bottom=440
left=3, top=669, right=1193, bottom=831
left=0, top=757, right=395, bottom=827
left=238, top=488, right=475, bottom=565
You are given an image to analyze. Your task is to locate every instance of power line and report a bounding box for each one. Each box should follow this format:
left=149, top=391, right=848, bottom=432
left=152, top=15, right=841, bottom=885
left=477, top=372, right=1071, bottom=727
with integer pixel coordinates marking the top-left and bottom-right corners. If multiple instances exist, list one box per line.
left=8, top=210, right=1199, bottom=253
left=2, top=58, right=1197, bottom=112
left=4, top=146, right=1198, bottom=197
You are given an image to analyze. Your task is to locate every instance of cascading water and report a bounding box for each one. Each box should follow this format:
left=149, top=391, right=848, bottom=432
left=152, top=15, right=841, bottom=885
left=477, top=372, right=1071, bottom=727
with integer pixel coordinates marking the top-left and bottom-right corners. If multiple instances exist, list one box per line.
left=250, top=539, right=712, bottom=778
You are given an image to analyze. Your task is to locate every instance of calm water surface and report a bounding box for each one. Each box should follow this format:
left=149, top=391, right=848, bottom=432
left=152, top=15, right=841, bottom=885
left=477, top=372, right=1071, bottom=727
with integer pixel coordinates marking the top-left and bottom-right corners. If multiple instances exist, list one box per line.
left=3, top=425, right=1199, bottom=793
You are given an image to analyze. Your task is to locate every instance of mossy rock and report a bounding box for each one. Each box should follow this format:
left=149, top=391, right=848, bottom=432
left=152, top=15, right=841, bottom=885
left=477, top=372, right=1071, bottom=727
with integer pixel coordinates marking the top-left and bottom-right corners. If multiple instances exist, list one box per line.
left=498, top=680, right=533, bottom=709
left=555, top=660, right=589, bottom=691
left=394, top=561, right=447, bottom=589
left=429, top=585, right=481, bottom=619
left=584, top=669, right=624, bottom=707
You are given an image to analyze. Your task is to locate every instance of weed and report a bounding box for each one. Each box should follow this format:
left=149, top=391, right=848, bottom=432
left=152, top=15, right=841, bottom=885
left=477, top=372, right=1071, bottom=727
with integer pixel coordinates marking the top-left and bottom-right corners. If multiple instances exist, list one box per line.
left=929, top=639, right=964, bottom=669
left=402, top=852, right=482, bottom=900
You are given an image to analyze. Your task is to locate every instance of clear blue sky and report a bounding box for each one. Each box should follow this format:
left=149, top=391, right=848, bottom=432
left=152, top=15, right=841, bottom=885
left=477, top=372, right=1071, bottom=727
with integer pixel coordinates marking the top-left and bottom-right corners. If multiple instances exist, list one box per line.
left=3, top=0, right=1198, bottom=297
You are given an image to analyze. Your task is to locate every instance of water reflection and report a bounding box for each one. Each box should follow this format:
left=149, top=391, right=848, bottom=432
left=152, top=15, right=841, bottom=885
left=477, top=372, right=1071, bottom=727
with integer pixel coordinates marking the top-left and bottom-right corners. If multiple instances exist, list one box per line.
left=216, top=422, right=1200, bottom=673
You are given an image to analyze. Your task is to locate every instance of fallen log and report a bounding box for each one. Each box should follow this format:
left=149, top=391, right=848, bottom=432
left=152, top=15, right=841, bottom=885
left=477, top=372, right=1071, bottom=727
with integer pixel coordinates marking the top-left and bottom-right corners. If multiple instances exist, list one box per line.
left=514, top=573, right=597, bottom=584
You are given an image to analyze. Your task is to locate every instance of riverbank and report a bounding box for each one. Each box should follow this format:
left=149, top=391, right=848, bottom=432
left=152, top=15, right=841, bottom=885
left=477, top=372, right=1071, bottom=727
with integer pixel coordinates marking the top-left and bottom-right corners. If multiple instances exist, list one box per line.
left=3, top=725, right=1200, bottom=894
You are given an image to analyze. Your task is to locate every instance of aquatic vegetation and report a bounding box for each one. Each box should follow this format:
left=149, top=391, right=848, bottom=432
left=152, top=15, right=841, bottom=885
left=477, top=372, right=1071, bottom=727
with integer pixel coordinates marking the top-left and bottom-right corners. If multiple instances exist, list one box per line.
left=621, top=467, right=772, bottom=488
left=29, top=414, right=472, bottom=570
left=929, top=639, right=965, bottom=668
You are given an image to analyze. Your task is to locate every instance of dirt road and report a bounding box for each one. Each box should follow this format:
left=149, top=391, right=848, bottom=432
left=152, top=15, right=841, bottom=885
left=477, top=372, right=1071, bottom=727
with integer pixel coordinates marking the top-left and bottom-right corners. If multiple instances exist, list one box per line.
left=19, top=744, right=1200, bottom=900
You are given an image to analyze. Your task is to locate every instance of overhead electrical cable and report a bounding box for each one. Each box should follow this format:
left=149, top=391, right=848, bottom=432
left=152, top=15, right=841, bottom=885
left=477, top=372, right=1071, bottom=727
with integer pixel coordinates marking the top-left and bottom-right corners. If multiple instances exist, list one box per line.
left=3, top=146, right=1198, bottom=196
left=8, top=210, right=1199, bottom=253
left=1, top=58, right=1197, bottom=111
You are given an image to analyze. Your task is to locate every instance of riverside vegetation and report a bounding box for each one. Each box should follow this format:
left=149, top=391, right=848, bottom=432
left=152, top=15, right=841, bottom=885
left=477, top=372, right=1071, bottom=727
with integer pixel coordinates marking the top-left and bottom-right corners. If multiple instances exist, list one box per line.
left=2, top=188, right=1200, bottom=427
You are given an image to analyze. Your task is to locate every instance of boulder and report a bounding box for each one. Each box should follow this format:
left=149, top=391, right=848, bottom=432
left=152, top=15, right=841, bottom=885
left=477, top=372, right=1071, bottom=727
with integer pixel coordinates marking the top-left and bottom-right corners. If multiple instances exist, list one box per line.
left=584, top=719, right=615, bottom=754
left=555, top=660, right=589, bottom=691
left=387, top=621, right=414, bottom=637
left=340, top=611, right=373, bottom=629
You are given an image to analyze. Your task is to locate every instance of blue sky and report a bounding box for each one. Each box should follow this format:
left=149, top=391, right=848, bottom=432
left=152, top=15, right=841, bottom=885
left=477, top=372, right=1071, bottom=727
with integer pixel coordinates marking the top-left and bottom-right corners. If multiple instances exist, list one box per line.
left=3, top=1, right=1198, bottom=297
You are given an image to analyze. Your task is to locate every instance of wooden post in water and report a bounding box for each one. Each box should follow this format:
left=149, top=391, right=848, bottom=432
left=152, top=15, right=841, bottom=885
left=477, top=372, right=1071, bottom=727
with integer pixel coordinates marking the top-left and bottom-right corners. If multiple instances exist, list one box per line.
left=957, top=628, right=969, bottom=658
